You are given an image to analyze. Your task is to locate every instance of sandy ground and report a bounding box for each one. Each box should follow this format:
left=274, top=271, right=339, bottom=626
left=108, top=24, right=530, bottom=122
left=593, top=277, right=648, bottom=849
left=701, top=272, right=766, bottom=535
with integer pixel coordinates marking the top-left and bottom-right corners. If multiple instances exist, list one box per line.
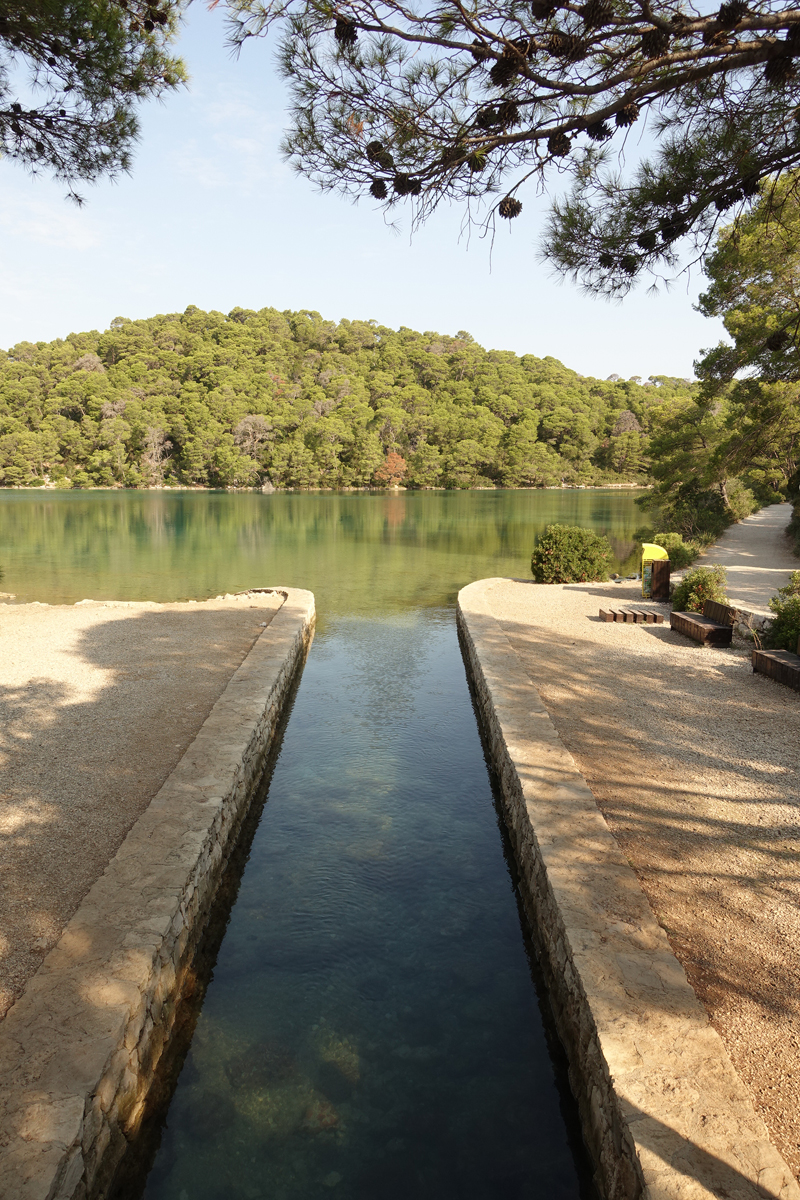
left=695, top=502, right=798, bottom=610
left=0, top=590, right=284, bottom=1021
left=475, top=525, right=800, bottom=1177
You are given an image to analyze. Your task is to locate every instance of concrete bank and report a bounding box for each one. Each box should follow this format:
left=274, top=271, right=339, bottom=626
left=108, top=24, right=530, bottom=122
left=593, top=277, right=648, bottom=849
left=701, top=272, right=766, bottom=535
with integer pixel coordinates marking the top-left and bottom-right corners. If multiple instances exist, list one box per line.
left=457, top=581, right=799, bottom=1200
left=0, top=587, right=315, bottom=1200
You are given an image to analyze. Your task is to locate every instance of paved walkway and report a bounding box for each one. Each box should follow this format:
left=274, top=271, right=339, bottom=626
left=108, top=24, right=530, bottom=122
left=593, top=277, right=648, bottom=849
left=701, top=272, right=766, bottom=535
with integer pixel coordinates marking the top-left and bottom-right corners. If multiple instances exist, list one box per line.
left=700, top=503, right=796, bottom=610
left=0, top=590, right=284, bottom=1021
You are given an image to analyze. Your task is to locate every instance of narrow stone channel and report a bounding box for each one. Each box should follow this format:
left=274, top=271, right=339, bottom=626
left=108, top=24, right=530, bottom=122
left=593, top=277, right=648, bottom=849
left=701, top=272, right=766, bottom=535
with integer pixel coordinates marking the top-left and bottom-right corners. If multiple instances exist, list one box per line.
left=0, top=489, right=644, bottom=1200
left=131, top=611, right=597, bottom=1200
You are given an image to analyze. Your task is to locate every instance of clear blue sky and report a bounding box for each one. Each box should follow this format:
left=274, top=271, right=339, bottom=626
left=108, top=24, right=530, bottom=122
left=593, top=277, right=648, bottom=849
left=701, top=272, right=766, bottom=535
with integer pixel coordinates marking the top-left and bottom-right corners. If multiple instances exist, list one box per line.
left=0, top=5, right=726, bottom=379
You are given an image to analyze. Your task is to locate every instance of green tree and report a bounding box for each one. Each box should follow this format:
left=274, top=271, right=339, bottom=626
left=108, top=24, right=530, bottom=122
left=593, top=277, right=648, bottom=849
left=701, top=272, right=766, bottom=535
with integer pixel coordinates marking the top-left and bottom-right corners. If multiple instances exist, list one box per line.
left=227, top=0, right=800, bottom=294
left=695, top=174, right=800, bottom=496
left=0, top=0, right=186, bottom=199
left=0, top=304, right=696, bottom=489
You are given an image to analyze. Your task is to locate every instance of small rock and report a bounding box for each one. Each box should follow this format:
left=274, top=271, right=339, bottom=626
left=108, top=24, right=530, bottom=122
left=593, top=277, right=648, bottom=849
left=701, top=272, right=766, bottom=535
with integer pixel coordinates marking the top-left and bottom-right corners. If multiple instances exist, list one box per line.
left=258, top=622, right=267, bottom=627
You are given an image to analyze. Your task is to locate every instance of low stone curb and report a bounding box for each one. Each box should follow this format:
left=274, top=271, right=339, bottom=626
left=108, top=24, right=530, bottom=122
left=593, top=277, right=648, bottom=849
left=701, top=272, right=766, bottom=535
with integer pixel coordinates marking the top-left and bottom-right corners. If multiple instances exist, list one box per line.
left=0, top=587, right=315, bottom=1200
left=729, top=604, right=774, bottom=640
left=457, top=580, right=799, bottom=1200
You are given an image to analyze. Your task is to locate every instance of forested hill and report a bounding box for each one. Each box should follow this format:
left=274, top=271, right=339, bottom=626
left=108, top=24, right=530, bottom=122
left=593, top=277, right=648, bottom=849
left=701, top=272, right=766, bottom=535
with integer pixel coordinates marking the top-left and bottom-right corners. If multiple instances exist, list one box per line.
left=0, top=305, right=695, bottom=490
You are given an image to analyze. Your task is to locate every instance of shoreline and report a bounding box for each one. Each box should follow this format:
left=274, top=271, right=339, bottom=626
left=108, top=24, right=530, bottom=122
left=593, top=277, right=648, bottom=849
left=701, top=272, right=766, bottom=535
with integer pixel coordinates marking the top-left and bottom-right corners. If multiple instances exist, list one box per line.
left=0, top=482, right=649, bottom=494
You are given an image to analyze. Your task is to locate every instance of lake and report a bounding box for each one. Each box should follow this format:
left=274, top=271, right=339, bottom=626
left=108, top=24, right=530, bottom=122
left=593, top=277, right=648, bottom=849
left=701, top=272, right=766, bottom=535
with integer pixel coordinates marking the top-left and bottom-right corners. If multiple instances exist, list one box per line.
left=0, top=488, right=645, bottom=1200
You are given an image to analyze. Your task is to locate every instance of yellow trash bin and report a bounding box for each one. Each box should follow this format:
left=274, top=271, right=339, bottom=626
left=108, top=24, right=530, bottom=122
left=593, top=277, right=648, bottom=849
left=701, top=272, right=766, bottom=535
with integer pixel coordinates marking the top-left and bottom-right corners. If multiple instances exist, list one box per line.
left=641, top=542, right=669, bottom=599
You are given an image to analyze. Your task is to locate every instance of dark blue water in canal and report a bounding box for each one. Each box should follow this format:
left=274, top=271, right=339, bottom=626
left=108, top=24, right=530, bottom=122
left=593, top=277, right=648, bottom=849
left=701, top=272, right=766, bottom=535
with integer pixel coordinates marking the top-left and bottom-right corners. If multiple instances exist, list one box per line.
left=0, top=489, right=645, bottom=1200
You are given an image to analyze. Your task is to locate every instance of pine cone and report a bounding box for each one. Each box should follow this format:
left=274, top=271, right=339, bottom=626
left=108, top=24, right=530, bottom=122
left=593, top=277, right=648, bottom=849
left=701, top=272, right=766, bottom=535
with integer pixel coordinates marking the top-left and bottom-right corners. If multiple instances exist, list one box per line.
left=641, top=27, right=669, bottom=57
left=766, top=329, right=790, bottom=351
left=547, top=30, right=586, bottom=60
left=512, top=35, right=536, bottom=57
left=579, top=0, right=613, bottom=28
left=476, top=107, right=499, bottom=130
left=375, top=149, right=395, bottom=170
left=717, top=0, right=747, bottom=27
left=334, top=17, right=357, bottom=45
left=498, top=100, right=520, bottom=127
left=615, top=101, right=640, bottom=126
left=787, top=22, right=800, bottom=47
left=703, top=24, right=730, bottom=45
left=765, top=54, right=796, bottom=84
left=498, top=196, right=523, bottom=218
left=489, top=53, right=521, bottom=86
left=585, top=119, right=612, bottom=141
left=740, top=173, right=760, bottom=196
left=366, top=141, right=384, bottom=162
left=441, top=144, right=466, bottom=167
left=531, top=0, right=558, bottom=17
left=660, top=215, right=686, bottom=242
left=470, top=39, right=491, bottom=62
left=547, top=131, right=571, bottom=156
left=370, top=180, right=388, bottom=199
left=620, top=254, right=638, bottom=275
left=636, top=230, right=657, bottom=250
left=393, top=174, right=412, bottom=195
left=598, top=252, right=614, bottom=268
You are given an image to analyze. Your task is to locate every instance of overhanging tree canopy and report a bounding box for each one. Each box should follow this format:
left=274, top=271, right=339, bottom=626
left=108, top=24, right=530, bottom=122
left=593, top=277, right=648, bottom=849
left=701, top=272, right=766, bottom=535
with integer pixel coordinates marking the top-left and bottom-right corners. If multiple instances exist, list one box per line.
left=638, top=176, right=800, bottom=532
left=226, top=0, right=800, bottom=294
left=0, top=0, right=186, bottom=200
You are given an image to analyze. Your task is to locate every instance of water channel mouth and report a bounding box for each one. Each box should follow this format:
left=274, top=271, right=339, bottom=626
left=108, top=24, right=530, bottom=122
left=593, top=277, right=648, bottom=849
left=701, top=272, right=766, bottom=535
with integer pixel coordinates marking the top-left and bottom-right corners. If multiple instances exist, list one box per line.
left=0, top=489, right=644, bottom=1200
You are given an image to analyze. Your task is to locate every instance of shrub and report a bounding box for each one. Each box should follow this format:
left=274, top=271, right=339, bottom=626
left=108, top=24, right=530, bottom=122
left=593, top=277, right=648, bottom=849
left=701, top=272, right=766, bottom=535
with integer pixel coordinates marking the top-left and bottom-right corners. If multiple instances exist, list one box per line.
left=670, top=565, right=728, bottom=613
left=531, top=524, right=612, bottom=583
left=787, top=498, right=800, bottom=557
left=767, top=571, right=800, bottom=650
left=651, top=531, right=700, bottom=570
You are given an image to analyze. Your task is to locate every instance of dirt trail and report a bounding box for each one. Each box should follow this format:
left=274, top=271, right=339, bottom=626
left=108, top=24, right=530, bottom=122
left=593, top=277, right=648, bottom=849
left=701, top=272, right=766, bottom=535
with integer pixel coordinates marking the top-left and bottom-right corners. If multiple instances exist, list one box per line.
left=698, top=501, right=797, bottom=610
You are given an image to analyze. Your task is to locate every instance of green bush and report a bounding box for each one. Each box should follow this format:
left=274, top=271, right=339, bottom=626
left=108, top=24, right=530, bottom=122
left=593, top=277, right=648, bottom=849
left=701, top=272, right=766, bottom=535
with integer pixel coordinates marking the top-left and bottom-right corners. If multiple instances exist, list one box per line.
left=650, top=531, right=700, bottom=570
left=670, top=565, right=728, bottom=613
left=767, top=571, right=800, bottom=650
left=787, top=499, right=800, bottom=557
left=531, top=524, right=612, bottom=583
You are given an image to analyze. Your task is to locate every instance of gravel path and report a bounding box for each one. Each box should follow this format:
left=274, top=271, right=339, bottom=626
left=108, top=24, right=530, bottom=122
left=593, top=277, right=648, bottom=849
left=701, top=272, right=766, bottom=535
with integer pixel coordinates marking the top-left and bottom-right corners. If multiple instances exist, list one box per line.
left=0, top=591, right=284, bottom=1020
left=473, top=568, right=800, bottom=1181
left=696, top=502, right=797, bottom=610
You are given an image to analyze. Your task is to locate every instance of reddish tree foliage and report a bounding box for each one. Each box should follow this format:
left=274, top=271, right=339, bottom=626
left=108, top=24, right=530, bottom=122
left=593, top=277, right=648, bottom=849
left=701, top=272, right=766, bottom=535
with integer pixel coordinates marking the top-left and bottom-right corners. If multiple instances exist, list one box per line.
left=373, top=450, right=407, bottom=487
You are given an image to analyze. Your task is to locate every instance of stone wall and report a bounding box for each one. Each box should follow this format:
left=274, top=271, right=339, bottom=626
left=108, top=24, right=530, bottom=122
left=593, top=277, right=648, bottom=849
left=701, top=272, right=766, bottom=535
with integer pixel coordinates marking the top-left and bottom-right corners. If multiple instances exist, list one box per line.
left=0, top=588, right=315, bottom=1200
left=457, top=582, right=799, bottom=1200
left=730, top=604, right=774, bottom=640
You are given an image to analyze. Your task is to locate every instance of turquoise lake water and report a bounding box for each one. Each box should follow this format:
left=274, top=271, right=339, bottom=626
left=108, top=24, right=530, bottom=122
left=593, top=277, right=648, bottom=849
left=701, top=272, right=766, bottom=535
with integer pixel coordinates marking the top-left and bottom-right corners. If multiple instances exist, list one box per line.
left=0, top=488, right=645, bottom=1200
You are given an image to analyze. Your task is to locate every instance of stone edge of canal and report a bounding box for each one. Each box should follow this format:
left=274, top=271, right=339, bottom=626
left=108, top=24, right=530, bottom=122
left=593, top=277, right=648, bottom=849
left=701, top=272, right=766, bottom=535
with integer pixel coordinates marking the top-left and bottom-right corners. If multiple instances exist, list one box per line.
left=456, top=580, right=800, bottom=1200
left=0, top=587, right=315, bottom=1200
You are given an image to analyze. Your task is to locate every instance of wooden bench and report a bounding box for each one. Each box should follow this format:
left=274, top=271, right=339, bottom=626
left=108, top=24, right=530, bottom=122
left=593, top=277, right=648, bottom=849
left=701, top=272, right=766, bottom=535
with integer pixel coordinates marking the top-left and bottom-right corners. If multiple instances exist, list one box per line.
left=599, top=608, right=665, bottom=624
left=670, top=599, right=734, bottom=647
left=752, top=639, right=800, bottom=691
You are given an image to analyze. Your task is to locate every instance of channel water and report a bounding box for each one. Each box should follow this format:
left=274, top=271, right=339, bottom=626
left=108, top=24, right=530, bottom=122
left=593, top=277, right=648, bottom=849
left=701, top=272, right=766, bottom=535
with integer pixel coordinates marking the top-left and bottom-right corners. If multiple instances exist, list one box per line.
left=0, top=488, right=645, bottom=1200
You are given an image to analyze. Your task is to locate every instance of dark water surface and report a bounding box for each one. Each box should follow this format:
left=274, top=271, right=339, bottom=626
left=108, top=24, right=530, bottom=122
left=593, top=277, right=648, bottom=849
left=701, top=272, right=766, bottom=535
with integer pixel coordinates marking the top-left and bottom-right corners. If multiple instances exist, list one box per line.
left=0, top=489, right=644, bottom=1200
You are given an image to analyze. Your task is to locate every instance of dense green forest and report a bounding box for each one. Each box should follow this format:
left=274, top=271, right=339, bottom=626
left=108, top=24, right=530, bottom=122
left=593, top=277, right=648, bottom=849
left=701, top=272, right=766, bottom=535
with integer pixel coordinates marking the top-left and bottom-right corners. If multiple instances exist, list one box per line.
left=0, top=305, right=695, bottom=490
